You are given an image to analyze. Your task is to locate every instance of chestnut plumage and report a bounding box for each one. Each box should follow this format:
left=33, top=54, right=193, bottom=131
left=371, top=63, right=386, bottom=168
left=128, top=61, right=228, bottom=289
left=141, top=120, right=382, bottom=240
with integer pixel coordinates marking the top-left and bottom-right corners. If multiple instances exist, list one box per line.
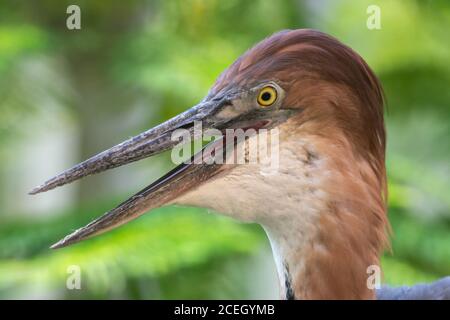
left=31, top=29, right=449, bottom=300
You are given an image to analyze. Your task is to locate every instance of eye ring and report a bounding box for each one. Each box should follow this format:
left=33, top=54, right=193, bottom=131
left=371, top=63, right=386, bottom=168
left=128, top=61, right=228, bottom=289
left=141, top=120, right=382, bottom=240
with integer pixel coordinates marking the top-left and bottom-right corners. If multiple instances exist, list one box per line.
left=257, top=86, right=277, bottom=107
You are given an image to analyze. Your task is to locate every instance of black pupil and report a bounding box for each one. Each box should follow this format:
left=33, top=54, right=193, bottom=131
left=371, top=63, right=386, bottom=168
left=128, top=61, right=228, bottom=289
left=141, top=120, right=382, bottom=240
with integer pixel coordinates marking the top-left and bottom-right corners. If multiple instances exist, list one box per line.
left=261, top=92, right=272, bottom=101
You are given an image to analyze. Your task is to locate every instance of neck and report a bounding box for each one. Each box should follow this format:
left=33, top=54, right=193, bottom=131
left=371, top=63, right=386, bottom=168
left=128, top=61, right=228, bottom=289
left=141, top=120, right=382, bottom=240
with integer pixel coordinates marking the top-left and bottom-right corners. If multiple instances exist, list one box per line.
left=175, top=118, right=388, bottom=299
left=263, top=129, right=388, bottom=300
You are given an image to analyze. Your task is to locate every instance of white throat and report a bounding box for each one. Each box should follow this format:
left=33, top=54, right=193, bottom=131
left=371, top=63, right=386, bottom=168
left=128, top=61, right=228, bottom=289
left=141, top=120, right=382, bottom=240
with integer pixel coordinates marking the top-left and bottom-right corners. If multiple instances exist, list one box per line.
left=174, top=122, right=331, bottom=298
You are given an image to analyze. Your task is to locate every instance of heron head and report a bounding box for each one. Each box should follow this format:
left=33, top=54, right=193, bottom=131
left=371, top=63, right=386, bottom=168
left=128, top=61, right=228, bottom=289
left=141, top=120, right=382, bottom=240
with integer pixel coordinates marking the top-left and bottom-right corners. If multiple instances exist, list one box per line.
left=30, top=29, right=386, bottom=251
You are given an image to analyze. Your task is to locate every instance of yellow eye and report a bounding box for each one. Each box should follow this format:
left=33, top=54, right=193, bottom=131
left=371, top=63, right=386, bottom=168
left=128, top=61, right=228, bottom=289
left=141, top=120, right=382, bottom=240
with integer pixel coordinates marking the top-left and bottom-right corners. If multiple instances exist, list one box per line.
left=257, top=86, right=277, bottom=107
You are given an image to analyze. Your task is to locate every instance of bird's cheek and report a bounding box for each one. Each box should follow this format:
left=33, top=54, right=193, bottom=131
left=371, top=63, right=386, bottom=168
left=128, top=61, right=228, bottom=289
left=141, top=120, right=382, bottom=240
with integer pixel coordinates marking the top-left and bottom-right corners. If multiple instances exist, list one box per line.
left=172, top=173, right=263, bottom=222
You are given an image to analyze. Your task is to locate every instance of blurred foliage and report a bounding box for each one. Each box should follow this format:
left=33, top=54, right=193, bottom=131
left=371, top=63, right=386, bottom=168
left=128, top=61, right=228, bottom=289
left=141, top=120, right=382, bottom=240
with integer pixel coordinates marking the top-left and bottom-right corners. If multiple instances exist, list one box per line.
left=0, top=204, right=264, bottom=298
left=0, top=0, right=449, bottom=299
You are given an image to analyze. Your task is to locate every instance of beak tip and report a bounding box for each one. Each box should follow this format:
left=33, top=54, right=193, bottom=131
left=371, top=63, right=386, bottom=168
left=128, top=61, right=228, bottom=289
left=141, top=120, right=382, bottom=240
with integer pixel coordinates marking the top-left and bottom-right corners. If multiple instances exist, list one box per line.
left=50, top=238, right=66, bottom=249
left=29, top=182, right=53, bottom=195
left=28, top=187, right=41, bottom=195
left=50, top=236, right=72, bottom=249
left=50, top=226, right=91, bottom=250
left=49, top=242, right=62, bottom=250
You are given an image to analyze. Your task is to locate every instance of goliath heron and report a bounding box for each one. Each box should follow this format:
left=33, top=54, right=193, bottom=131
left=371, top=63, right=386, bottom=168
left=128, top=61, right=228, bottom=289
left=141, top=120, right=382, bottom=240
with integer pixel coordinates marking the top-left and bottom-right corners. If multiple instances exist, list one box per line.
left=30, top=29, right=449, bottom=299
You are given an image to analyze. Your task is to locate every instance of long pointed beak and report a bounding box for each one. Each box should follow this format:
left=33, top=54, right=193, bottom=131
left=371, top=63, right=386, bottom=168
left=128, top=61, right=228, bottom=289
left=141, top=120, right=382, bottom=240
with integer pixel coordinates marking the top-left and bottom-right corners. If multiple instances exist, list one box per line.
left=30, top=94, right=241, bottom=249
left=50, top=156, right=227, bottom=249
left=30, top=89, right=290, bottom=249
left=29, top=98, right=228, bottom=195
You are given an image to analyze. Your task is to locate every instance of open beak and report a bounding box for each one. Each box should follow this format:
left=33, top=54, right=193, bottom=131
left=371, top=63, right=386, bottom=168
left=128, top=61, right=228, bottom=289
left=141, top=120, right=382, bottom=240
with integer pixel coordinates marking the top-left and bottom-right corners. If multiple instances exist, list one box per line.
left=48, top=158, right=228, bottom=249
left=30, top=91, right=266, bottom=249
left=30, top=97, right=231, bottom=196
left=31, top=86, right=291, bottom=249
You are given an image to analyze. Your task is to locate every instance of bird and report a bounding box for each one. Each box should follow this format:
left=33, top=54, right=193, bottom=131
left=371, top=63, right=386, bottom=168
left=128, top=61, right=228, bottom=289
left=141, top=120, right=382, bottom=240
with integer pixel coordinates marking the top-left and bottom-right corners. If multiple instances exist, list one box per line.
left=30, top=29, right=449, bottom=300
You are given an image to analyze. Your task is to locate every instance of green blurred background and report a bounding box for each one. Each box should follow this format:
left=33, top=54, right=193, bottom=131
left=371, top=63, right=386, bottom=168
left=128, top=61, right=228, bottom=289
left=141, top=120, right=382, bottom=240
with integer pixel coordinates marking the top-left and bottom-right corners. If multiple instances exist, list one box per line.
left=0, top=0, right=449, bottom=299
